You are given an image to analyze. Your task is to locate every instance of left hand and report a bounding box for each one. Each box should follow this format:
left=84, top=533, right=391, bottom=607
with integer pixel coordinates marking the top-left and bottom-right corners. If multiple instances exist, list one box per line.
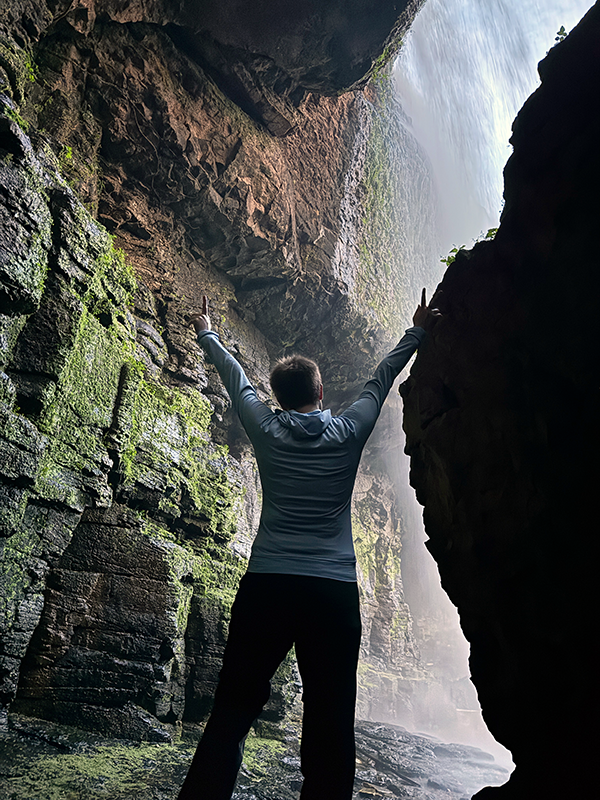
left=190, top=295, right=211, bottom=333
left=412, top=288, right=442, bottom=329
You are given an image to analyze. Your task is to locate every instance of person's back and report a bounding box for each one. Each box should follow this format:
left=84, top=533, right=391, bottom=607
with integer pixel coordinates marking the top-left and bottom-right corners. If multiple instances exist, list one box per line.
left=248, top=406, right=361, bottom=578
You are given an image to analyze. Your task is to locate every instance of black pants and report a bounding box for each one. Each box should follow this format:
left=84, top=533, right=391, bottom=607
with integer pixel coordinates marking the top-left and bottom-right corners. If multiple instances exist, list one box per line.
left=178, top=572, right=362, bottom=800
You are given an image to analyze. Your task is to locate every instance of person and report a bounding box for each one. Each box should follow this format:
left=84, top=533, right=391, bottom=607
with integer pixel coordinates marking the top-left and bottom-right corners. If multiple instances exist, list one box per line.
left=178, top=290, right=440, bottom=800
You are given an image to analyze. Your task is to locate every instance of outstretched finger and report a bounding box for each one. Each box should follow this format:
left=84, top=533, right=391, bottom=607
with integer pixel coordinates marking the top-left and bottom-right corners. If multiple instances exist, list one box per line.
left=202, top=295, right=208, bottom=316
left=421, top=288, right=427, bottom=307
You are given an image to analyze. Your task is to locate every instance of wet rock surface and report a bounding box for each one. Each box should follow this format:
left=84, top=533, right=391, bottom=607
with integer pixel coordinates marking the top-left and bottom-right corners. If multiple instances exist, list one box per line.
left=1, top=0, right=449, bottom=750
left=0, top=715, right=508, bottom=800
left=234, top=721, right=508, bottom=800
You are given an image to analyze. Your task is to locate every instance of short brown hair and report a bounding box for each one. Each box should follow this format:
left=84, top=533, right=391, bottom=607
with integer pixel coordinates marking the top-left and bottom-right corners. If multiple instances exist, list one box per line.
left=270, top=355, right=321, bottom=410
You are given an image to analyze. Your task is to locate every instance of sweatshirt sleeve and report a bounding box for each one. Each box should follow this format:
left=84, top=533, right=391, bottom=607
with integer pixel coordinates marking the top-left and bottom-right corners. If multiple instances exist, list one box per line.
left=341, top=326, right=425, bottom=445
left=196, top=330, right=274, bottom=434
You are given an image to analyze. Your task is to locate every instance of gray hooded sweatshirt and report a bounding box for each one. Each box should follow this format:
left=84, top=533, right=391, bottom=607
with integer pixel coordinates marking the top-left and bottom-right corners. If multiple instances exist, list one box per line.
left=197, top=327, right=425, bottom=582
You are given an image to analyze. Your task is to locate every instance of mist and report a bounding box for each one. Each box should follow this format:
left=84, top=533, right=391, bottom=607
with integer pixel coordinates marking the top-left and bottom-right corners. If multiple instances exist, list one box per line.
left=394, top=0, right=595, bottom=254
left=383, top=0, right=594, bottom=769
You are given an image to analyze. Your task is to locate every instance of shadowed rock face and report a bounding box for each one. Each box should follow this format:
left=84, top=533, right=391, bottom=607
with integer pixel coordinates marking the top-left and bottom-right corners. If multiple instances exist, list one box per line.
left=2, top=0, right=422, bottom=136
left=401, top=4, right=600, bottom=796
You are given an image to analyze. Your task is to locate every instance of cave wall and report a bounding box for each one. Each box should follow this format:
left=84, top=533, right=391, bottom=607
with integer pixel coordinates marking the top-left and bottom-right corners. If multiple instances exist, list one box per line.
left=0, top=0, right=442, bottom=741
left=401, top=4, right=600, bottom=796
left=6, top=2, right=596, bottom=791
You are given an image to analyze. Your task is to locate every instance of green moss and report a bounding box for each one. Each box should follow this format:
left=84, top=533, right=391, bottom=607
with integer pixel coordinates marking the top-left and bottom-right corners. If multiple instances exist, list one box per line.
left=22, top=185, right=243, bottom=537
left=352, top=511, right=378, bottom=585
left=0, top=37, right=41, bottom=108
left=0, top=739, right=196, bottom=799
left=355, top=75, right=406, bottom=337
left=0, top=315, right=27, bottom=369
left=121, top=377, right=245, bottom=540
left=82, top=225, right=137, bottom=314
left=191, top=540, right=247, bottom=607
left=0, top=530, right=41, bottom=636
left=0, top=486, right=29, bottom=531
left=0, top=157, right=52, bottom=307
left=58, top=144, right=73, bottom=166
left=2, top=104, right=29, bottom=131
left=35, top=309, right=129, bottom=504
left=242, top=733, right=286, bottom=775
left=30, top=204, right=140, bottom=505
left=352, top=493, right=402, bottom=591
left=370, top=40, right=402, bottom=82
left=143, top=519, right=195, bottom=633
left=357, top=661, right=380, bottom=690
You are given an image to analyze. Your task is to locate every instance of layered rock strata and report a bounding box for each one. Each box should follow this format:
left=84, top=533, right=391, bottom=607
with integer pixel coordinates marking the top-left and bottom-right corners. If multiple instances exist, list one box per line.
left=0, top=0, right=439, bottom=745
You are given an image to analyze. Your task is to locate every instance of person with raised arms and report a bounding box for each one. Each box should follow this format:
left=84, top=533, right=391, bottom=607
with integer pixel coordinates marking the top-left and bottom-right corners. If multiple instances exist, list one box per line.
left=178, top=289, right=441, bottom=800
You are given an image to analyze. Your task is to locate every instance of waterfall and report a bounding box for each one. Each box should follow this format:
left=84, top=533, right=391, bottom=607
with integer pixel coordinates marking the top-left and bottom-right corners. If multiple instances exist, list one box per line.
left=388, top=0, right=594, bottom=767
left=394, top=0, right=595, bottom=254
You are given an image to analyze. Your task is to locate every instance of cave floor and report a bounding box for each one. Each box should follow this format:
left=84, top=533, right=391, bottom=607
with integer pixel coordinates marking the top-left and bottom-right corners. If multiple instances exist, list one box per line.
left=0, top=715, right=509, bottom=799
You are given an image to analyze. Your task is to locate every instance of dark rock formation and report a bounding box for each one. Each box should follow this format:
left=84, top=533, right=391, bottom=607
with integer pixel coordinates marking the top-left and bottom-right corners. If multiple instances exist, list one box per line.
left=401, top=4, right=600, bottom=797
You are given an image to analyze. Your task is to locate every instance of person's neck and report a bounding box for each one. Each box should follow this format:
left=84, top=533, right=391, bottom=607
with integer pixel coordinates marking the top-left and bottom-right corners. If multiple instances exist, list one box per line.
left=292, top=403, right=319, bottom=413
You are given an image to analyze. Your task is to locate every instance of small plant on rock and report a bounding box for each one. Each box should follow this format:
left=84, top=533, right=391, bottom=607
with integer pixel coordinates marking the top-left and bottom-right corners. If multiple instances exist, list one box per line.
left=440, top=227, right=498, bottom=266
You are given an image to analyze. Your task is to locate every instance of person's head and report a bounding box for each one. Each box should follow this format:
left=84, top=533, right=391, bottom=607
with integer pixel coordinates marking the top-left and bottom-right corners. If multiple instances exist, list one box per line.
left=270, top=355, right=323, bottom=411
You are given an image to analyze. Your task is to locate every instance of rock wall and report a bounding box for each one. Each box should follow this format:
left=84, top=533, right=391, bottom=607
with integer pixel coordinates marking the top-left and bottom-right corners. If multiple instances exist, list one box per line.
left=401, top=4, right=600, bottom=796
left=7, top=2, right=596, bottom=792
left=0, top=0, right=443, bottom=744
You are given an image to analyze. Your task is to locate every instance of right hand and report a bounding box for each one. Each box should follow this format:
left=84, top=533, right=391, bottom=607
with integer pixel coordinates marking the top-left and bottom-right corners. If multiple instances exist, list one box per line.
left=190, top=295, right=211, bottom=333
left=412, top=288, right=442, bottom=328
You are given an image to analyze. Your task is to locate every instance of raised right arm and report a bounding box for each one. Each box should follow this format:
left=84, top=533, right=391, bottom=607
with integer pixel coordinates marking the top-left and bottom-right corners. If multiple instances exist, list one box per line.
left=191, top=296, right=273, bottom=433
left=197, top=331, right=274, bottom=433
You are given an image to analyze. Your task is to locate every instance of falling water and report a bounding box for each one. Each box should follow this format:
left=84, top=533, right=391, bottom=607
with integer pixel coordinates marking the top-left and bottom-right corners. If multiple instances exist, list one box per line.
left=394, top=0, right=595, bottom=254
left=387, top=0, right=594, bottom=770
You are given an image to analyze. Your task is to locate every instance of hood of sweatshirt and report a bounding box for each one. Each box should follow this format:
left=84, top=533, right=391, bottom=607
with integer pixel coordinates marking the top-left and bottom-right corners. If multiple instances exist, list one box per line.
left=276, top=408, right=332, bottom=439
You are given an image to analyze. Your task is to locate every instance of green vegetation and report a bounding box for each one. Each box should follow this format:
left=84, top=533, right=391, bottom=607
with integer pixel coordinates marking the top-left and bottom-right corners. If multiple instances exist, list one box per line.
left=35, top=308, right=130, bottom=508
left=0, top=74, right=259, bottom=758
left=352, top=484, right=402, bottom=591
left=2, top=103, right=30, bottom=131
left=0, top=151, right=53, bottom=309
left=440, top=227, right=498, bottom=266
left=242, top=734, right=286, bottom=776
left=0, top=530, right=39, bottom=638
left=192, top=540, right=247, bottom=605
left=356, top=75, right=404, bottom=335
left=352, top=511, right=378, bottom=585
left=120, top=375, right=245, bottom=541
left=58, top=144, right=73, bottom=166
left=141, top=519, right=196, bottom=641
left=545, top=25, right=568, bottom=57
left=370, top=40, right=401, bottom=83
left=0, top=739, right=196, bottom=800
left=0, top=732, right=292, bottom=799
left=0, top=38, right=38, bottom=104
left=555, top=25, right=567, bottom=44
left=440, top=244, right=466, bottom=267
